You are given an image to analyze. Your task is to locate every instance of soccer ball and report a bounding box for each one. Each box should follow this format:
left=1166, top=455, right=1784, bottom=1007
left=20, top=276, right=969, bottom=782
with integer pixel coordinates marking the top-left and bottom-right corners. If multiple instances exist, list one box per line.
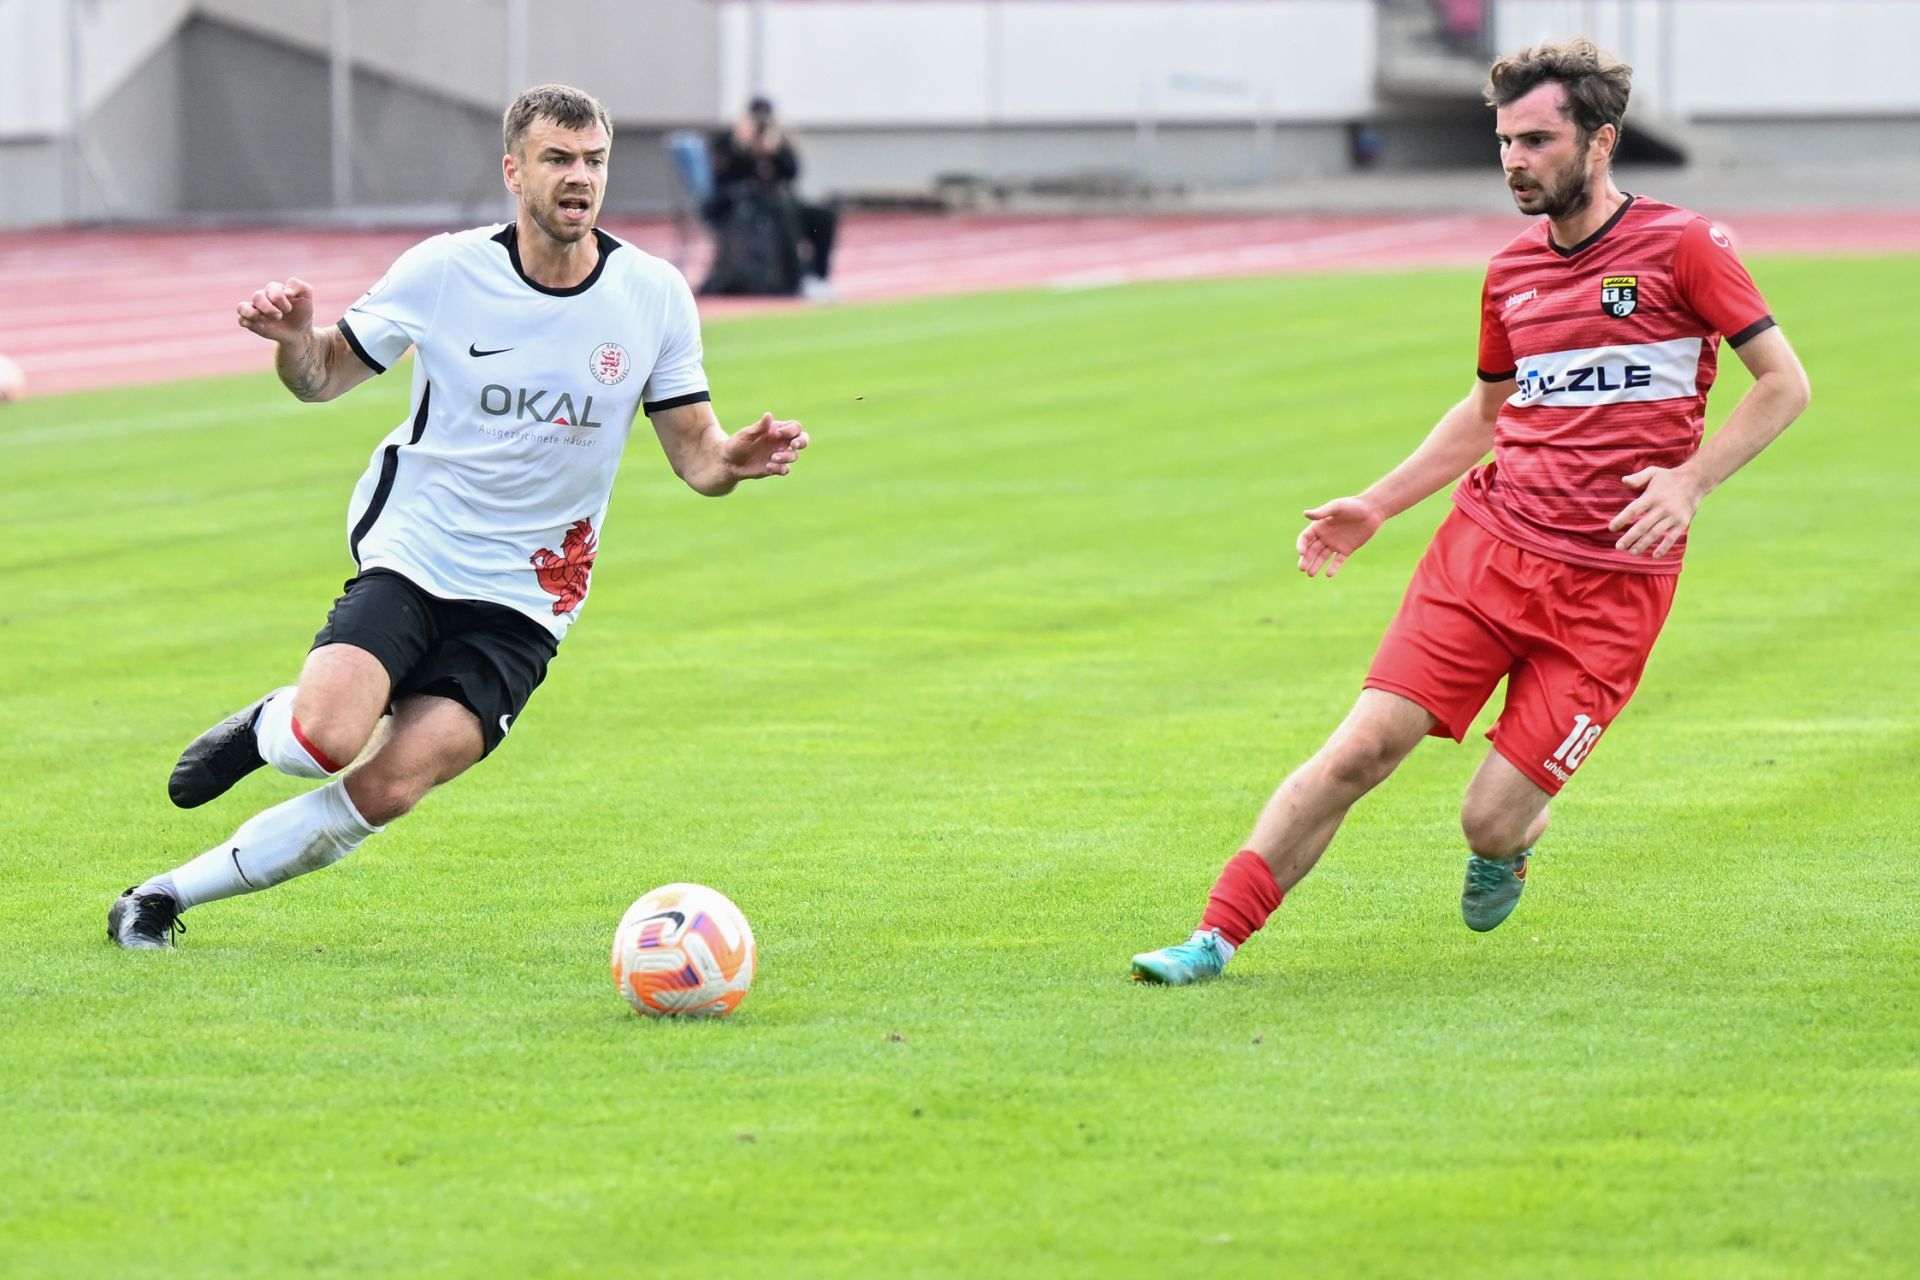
left=610, top=883, right=756, bottom=1018
left=0, top=354, right=25, bottom=403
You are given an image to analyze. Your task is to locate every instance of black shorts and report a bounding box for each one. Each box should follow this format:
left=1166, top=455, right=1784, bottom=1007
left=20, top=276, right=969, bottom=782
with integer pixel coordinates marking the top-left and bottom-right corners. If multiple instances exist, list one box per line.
left=311, top=569, right=559, bottom=757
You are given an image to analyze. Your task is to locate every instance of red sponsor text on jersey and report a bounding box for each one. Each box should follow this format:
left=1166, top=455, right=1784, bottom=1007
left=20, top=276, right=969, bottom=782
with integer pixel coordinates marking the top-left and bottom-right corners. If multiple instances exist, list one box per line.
left=1461, top=196, right=1774, bottom=573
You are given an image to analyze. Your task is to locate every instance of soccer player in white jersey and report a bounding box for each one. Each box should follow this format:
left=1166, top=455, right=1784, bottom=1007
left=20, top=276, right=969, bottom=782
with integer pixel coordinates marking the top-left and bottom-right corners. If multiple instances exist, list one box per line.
left=1130, top=40, right=1811, bottom=984
left=109, top=85, right=808, bottom=948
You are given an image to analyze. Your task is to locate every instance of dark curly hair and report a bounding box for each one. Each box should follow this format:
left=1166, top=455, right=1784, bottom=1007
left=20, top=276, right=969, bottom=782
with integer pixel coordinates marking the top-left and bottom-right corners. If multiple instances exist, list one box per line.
left=1485, top=38, right=1632, bottom=143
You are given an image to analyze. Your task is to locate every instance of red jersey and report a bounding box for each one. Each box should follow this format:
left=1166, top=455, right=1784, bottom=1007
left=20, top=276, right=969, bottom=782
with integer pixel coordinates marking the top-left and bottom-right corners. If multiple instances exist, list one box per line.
left=1460, top=195, right=1774, bottom=573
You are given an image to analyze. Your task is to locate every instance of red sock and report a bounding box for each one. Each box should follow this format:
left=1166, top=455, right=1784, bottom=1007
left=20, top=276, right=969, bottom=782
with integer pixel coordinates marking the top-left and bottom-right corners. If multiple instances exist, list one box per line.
left=1199, top=849, right=1284, bottom=946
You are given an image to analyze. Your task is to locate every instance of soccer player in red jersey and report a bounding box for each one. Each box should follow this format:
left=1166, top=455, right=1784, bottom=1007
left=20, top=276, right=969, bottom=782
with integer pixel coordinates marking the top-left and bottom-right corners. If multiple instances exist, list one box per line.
left=1131, top=38, right=1810, bottom=983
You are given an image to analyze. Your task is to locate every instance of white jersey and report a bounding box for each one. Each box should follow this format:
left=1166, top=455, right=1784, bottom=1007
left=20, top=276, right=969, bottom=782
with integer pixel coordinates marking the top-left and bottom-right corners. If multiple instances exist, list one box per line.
left=336, top=223, right=709, bottom=638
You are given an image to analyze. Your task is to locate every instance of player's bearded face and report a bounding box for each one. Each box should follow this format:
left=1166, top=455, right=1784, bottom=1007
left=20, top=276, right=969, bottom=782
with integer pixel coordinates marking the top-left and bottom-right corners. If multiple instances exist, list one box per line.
left=1508, top=132, right=1595, bottom=220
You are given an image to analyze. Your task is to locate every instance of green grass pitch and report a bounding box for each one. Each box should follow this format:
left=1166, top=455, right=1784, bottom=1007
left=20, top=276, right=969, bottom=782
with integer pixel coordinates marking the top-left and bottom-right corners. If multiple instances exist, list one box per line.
left=3, top=256, right=1917, bottom=1278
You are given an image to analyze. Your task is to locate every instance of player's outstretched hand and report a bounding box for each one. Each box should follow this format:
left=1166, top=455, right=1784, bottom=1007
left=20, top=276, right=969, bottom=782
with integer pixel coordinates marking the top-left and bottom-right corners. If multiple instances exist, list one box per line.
left=236, top=277, right=316, bottom=344
left=1610, top=466, right=1704, bottom=558
left=723, top=412, right=809, bottom=479
left=1297, top=496, right=1384, bottom=578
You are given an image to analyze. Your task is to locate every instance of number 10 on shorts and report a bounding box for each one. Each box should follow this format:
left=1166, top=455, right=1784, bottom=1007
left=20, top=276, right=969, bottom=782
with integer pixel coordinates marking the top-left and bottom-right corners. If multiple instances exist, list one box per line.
left=1550, top=714, right=1605, bottom=775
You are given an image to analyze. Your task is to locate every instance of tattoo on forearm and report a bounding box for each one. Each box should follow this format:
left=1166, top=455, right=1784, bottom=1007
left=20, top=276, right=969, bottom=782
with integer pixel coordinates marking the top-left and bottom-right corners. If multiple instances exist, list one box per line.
left=283, top=331, right=328, bottom=399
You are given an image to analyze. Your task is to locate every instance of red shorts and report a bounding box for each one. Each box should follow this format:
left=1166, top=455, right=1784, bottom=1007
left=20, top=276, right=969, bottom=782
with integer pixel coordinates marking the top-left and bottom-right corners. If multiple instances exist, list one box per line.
left=1364, top=507, right=1678, bottom=795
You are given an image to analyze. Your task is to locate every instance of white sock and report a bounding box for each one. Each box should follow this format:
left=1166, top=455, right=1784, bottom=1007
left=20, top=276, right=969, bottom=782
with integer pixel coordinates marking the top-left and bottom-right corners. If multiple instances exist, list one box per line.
left=140, top=871, right=183, bottom=902
left=162, top=778, right=382, bottom=909
left=1193, top=928, right=1237, bottom=962
left=254, top=686, right=339, bottom=779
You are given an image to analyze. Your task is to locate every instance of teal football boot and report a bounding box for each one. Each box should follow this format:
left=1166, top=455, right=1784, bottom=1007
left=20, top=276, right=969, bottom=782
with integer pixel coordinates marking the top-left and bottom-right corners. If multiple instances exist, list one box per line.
left=1130, top=929, right=1231, bottom=984
left=1461, top=850, right=1530, bottom=932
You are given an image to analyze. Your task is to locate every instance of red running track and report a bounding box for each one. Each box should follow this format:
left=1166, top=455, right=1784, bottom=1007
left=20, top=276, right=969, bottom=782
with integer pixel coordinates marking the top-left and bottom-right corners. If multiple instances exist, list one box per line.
left=1, top=208, right=1916, bottom=397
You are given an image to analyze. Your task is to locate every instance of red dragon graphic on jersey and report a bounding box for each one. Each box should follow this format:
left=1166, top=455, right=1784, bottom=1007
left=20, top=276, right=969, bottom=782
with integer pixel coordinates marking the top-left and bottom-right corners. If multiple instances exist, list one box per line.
left=530, top=518, right=597, bottom=615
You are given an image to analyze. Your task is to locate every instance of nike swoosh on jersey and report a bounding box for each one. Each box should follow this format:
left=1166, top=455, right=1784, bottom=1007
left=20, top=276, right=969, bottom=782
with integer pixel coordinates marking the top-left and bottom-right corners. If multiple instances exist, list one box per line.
left=469, top=344, right=513, bottom=357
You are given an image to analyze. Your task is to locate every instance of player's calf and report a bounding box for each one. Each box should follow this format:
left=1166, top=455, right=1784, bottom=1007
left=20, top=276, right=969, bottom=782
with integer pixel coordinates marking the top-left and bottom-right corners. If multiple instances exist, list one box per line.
left=112, top=778, right=385, bottom=947
left=1457, top=754, right=1551, bottom=931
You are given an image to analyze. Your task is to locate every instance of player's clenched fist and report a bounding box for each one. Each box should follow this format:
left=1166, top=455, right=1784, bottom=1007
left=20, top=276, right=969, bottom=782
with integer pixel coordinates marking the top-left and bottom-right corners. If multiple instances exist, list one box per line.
left=237, top=277, right=315, bottom=342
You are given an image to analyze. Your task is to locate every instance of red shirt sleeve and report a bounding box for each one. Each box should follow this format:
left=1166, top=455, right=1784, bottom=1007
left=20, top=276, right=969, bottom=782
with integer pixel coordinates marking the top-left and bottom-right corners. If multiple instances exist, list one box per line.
left=1477, top=273, right=1515, bottom=380
left=1673, top=218, right=1774, bottom=346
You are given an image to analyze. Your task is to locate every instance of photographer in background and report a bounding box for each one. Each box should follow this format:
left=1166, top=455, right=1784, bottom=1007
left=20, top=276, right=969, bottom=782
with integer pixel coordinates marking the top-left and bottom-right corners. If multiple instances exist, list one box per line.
left=704, top=97, right=839, bottom=299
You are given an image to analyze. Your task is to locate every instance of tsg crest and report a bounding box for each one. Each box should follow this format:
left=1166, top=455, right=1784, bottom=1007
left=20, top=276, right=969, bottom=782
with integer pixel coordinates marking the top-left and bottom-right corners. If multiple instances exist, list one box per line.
left=1600, top=274, right=1638, bottom=318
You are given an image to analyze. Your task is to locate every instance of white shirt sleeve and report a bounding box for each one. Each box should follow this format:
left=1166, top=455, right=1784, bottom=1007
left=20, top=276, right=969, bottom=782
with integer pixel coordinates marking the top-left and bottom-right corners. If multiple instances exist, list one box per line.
left=641, top=267, right=711, bottom=413
left=337, top=235, right=451, bottom=374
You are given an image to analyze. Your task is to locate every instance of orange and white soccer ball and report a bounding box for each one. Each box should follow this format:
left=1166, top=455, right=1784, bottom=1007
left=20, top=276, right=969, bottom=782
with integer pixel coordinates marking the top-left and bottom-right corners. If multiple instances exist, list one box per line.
left=610, top=883, right=756, bottom=1018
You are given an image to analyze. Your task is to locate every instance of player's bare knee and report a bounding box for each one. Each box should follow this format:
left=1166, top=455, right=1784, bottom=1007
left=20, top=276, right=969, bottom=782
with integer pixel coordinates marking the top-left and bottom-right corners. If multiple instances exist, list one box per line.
left=294, top=713, right=374, bottom=776
left=1320, top=732, right=1406, bottom=796
left=1460, top=803, right=1531, bottom=858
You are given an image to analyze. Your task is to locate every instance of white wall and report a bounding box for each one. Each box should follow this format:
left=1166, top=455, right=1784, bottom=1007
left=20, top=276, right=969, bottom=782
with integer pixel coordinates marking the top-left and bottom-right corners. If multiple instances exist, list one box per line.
left=198, top=0, right=504, bottom=111
left=195, top=0, right=722, bottom=122
left=1670, top=0, right=1920, bottom=116
left=717, top=0, right=1376, bottom=126
left=1494, top=0, right=1920, bottom=119
left=0, top=0, right=68, bottom=137
left=0, top=0, right=191, bottom=137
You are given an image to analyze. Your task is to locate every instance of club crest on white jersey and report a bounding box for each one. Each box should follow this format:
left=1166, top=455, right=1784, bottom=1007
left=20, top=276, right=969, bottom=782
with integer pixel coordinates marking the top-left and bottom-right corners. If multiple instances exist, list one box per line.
left=589, top=342, right=630, bottom=385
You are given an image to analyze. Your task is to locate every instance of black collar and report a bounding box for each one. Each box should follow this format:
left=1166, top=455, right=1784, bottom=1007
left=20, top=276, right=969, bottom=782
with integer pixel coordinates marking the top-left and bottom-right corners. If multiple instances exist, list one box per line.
left=491, top=224, right=619, bottom=296
left=1549, top=194, right=1636, bottom=258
